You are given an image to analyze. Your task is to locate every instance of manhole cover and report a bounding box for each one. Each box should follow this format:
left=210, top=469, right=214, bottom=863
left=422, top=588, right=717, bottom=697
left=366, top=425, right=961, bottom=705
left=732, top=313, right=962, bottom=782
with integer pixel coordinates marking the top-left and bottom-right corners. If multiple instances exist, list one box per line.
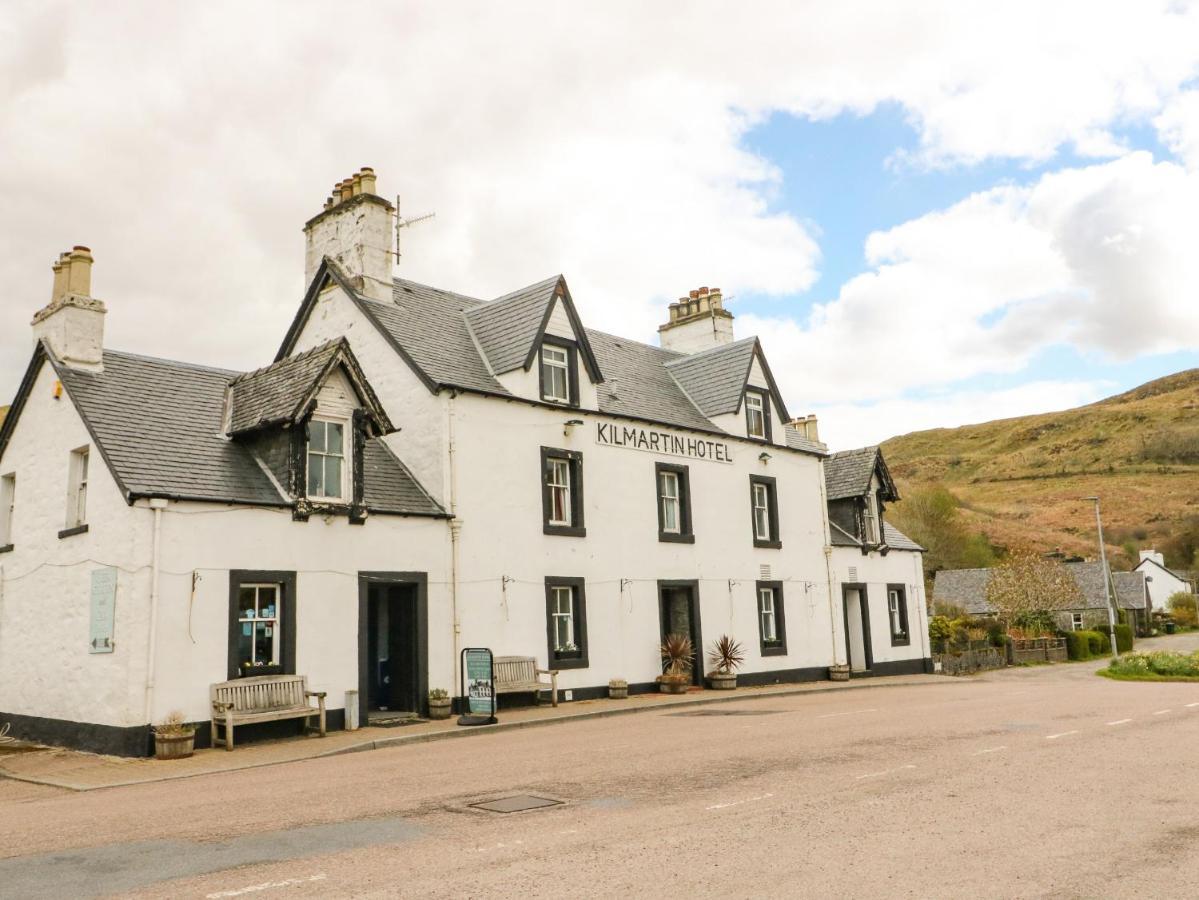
left=668, top=709, right=784, bottom=717
left=470, top=795, right=563, bottom=814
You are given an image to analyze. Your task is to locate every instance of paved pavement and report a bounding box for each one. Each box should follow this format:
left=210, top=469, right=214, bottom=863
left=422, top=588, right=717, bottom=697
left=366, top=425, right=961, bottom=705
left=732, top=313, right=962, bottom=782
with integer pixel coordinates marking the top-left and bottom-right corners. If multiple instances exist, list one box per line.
left=2, top=635, right=1197, bottom=899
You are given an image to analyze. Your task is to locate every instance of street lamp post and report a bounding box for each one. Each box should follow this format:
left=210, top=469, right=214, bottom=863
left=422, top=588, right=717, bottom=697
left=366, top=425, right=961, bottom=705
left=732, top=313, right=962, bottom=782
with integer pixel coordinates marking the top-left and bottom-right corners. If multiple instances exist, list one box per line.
left=1083, top=496, right=1119, bottom=659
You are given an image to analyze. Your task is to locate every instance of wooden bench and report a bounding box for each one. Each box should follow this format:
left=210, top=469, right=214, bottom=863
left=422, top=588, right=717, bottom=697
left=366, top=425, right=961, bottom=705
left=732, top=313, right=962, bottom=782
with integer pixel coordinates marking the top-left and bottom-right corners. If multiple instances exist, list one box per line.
left=494, top=656, right=559, bottom=707
left=210, top=674, right=326, bottom=751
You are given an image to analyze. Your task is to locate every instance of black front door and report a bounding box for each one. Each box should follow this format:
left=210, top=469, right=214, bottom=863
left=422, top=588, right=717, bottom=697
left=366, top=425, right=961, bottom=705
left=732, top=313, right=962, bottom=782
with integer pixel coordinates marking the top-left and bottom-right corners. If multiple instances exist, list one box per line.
left=659, top=581, right=703, bottom=686
left=367, top=584, right=419, bottom=712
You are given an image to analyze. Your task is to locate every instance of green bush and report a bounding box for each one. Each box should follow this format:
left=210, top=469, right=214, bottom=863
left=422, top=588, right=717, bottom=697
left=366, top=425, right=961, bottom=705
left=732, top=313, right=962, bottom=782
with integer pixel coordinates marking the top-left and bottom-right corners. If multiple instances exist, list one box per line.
left=1114, top=623, right=1134, bottom=653
left=1082, top=631, right=1104, bottom=655
left=1064, top=631, right=1092, bottom=661
left=1106, top=650, right=1199, bottom=679
left=929, top=615, right=953, bottom=646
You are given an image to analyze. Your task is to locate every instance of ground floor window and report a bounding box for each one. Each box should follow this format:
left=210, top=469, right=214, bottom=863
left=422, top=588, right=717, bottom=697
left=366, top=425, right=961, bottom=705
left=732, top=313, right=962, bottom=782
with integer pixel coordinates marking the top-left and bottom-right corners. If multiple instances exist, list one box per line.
left=545, top=577, right=589, bottom=669
left=1071, top=612, right=1084, bottom=631
left=756, top=581, right=787, bottom=656
left=228, top=570, right=296, bottom=679
left=887, top=584, right=910, bottom=646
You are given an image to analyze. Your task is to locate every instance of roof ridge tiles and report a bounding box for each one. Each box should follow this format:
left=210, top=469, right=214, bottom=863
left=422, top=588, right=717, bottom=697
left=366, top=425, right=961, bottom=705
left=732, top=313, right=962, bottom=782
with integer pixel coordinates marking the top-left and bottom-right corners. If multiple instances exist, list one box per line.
left=227, top=337, right=347, bottom=385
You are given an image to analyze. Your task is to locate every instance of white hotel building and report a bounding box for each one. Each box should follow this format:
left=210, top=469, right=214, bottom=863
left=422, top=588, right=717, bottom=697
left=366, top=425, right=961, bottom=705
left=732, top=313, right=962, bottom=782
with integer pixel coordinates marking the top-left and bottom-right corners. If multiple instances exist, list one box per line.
left=0, top=170, right=930, bottom=755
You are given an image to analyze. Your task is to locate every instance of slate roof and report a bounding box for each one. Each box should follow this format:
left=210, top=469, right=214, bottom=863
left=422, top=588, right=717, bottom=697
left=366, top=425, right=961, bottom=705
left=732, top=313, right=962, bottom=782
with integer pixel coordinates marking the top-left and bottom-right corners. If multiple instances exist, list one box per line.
left=51, top=348, right=444, bottom=516
left=664, top=338, right=758, bottom=417
left=932, top=563, right=1147, bottom=615
left=228, top=339, right=338, bottom=434
left=828, top=519, right=923, bottom=551
left=824, top=447, right=882, bottom=500
left=361, top=438, right=444, bottom=516
left=464, top=276, right=562, bottom=375
left=784, top=425, right=828, bottom=455
left=830, top=521, right=860, bottom=547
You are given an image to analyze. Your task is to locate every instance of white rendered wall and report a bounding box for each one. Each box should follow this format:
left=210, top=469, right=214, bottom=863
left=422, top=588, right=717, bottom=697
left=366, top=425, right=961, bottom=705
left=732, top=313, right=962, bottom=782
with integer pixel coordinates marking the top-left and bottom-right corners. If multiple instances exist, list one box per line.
left=830, top=545, right=930, bottom=667
left=1139, top=563, right=1190, bottom=612
left=0, top=360, right=154, bottom=728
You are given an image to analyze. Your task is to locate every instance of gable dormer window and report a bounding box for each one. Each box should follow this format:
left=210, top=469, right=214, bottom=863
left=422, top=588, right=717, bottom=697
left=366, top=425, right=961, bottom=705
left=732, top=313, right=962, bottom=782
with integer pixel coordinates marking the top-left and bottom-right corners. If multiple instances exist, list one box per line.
left=307, top=418, right=347, bottom=501
left=863, top=492, right=881, bottom=544
left=539, top=337, right=578, bottom=406
left=745, top=389, right=771, bottom=441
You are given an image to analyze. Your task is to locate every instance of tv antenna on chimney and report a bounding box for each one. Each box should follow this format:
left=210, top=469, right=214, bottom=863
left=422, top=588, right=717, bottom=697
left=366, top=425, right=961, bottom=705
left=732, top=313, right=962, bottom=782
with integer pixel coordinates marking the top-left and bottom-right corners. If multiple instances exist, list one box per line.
left=394, top=195, right=435, bottom=265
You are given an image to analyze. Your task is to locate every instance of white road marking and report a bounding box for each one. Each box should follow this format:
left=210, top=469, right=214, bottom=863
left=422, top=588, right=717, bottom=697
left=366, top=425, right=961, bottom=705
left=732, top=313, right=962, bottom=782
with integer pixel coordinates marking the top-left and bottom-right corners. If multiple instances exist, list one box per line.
left=1186, top=702, right=1199, bottom=708
left=855, top=764, right=917, bottom=780
left=1107, top=719, right=1132, bottom=726
left=1154, top=709, right=1171, bottom=715
left=1046, top=731, right=1079, bottom=740
left=206, top=874, right=327, bottom=899
left=472, top=840, right=525, bottom=852
left=817, top=708, right=878, bottom=719
left=974, top=746, right=1006, bottom=754
left=706, top=792, right=774, bottom=810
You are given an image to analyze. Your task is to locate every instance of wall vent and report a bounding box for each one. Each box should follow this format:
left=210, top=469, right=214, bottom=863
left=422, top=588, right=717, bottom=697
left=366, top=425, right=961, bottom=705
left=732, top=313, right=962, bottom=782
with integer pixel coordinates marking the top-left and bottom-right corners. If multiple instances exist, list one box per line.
left=759, top=565, right=771, bottom=581
left=848, top=566, right=858, bottom=582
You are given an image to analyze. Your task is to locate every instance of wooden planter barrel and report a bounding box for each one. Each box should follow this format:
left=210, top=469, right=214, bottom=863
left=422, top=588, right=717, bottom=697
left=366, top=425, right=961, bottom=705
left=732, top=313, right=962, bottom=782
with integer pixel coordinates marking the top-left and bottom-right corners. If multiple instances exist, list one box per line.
left=154, top=732, right=195, bottom=760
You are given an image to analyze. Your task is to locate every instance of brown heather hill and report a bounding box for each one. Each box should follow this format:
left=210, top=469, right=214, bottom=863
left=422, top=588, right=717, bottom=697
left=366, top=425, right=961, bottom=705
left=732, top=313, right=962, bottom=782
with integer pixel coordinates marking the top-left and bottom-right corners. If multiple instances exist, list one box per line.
left=0, top=405, right=6, bottom=429
left=881, top=369, right=1199, bottom=568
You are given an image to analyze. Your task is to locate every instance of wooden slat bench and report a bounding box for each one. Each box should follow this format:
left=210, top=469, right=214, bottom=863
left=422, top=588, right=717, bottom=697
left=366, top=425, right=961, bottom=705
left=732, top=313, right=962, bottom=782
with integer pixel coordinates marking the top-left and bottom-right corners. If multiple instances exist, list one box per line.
left=494, top=656, right=558, bottom=707
left=210, top=674, right=326, bottom=751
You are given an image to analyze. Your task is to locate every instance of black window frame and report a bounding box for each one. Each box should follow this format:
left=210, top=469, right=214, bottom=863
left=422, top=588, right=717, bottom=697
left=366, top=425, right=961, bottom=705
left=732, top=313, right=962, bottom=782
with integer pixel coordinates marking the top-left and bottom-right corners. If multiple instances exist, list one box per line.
left=545, top=576, right=589, bottom=670
left=749, top=474, right=781, bottom=549
left=540, top=446, right=586, bottom=537
left=887, top=583, right=910, bottom=646
left=538, top=335, right=580, bottom=407
left=755, top=580, right=787, bottom=656
left=743, top=387, right=773, bottom=443
left=228, top=570, right=297, bottom=680
left=655, top=462, right=694, bottom=544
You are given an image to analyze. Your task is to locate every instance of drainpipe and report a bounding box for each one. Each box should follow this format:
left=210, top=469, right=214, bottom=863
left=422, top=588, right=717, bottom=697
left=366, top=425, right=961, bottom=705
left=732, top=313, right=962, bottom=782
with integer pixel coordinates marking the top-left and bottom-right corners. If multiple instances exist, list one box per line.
left=817, top=458, right=841, bottom=666
left=143, top=498, right=169, bottom=725
left=446, top=392, right=461, bottom=697
left=914, top=552, right=930, bottom=667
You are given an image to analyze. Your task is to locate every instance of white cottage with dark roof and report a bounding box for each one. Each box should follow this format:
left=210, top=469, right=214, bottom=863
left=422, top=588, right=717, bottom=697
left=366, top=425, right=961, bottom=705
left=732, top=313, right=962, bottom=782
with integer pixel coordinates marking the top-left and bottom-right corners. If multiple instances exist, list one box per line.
left=0, top=171, right=930, bottom=755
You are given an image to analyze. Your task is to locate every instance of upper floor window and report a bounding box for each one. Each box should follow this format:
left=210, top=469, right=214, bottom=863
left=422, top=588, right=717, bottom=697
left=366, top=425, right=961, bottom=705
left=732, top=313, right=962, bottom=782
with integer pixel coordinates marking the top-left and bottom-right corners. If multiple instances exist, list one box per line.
left=744, top=389, right=771, bottom=441
left=66, top=447, right=88, bottom=529
left=656, top=463, right=694, bottom=543
left=887, top=584, right=910, bottom=646
left=749, top=475, right=781, bottom=549
left=863, top=492, right=881, bottom=544
left=539, top=338, right=578, bottom=406
left=540, top=447, right=585, bottom=536
left=0, top=473, right=14, bottom=549
left=307, top=419, right=346, bottom=501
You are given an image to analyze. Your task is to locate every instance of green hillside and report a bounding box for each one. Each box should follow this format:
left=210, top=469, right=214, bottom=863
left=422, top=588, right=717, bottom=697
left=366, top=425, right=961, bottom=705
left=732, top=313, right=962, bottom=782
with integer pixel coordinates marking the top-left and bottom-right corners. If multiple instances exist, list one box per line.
left=882, top=369, right=1199, bottom=570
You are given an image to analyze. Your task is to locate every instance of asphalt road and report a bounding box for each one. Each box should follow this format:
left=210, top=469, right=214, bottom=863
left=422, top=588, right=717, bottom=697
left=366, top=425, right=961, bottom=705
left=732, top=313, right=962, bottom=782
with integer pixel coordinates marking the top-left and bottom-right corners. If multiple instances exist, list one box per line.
left=3, top=636, right=1198, bottom=899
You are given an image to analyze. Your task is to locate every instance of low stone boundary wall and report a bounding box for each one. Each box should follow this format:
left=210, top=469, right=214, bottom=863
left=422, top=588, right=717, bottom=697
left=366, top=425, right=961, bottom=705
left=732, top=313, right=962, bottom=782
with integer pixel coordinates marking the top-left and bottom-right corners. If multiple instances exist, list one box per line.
left=1007, top=638, right=1067, bottom=664
left=934, top=647, right=1007, bottom=675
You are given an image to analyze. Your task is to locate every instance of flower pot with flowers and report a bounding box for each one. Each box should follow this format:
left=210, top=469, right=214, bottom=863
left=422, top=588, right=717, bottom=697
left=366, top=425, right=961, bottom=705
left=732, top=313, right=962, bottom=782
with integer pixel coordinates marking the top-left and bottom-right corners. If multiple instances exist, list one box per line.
left=658, top=633, right=694, bottom=694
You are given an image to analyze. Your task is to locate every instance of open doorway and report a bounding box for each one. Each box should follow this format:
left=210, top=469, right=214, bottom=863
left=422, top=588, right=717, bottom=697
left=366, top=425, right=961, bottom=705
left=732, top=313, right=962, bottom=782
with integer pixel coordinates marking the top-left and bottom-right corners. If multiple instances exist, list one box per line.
left=842, top=583, right=873, bottom=674
left=358, top=573, right=428, bottom=724
left=658, top=580, right=703, bottom=687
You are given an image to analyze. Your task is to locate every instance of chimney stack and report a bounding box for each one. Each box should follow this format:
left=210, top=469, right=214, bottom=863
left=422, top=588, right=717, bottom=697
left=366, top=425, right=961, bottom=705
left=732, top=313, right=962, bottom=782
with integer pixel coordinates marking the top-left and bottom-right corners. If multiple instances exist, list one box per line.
left=788, top=415, right=825, bottom=448
left=304, top=167, right=395, bottom=301
left=32, top=246, right=106, bottom=371
left=658, top=285, right=734, bottom=353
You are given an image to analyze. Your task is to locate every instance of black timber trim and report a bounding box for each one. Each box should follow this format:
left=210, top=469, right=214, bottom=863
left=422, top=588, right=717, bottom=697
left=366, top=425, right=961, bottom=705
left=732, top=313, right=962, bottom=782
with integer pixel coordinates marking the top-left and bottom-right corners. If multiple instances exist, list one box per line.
left=748, top=340, right=791, bottom=424
left=841, top=582, right=874, bottom=672
left=749, top=474, right=781, bottom=549
left=743, top=386, right=773, bottom=443
left=0, top=710, right=152, bottom=757
left=540, top=446, right=586, bottom=537
left=358, top=572, right=430, bottom=722
left=868, top=658, right=930, bottom=677
left=755, top=580, right=788, bottom=656
left=544, top=576, right=590, bottom=670
left=654, top=462, right=694, bottom=543
left=0, top=544, right=11, bottom=554
left=521, top=278, right=604, bottom=384
left=0, top=343, right=46, bottom=466
left=657, top=579, right=703, bottom=687
left=887, top=583, right=911, bottom=646
left=537, top=334, right=580, bottom=407
left=228, top=570, right=297, bottom=680
left=58, top=524, right=89, bottom=540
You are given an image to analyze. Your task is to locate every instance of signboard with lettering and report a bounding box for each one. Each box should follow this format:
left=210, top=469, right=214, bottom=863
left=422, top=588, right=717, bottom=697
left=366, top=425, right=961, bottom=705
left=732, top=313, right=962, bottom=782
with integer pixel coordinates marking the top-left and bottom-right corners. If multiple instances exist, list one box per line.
left=89, top=567, right=117, bottom=654
left=459, top=647, right=497, bottom=725
left=595, top=422, right=733, bottom=464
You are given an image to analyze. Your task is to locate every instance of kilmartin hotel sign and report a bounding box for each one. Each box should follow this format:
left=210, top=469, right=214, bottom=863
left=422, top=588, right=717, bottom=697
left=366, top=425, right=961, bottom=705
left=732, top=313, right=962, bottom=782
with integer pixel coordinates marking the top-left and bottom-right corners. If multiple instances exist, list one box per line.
left=595, top=422, right=734, bottom=463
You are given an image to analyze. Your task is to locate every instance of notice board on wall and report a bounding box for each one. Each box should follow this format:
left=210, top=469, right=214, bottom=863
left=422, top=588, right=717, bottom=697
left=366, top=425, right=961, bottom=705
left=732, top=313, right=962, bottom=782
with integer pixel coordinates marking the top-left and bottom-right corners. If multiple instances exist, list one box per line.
left=89, top=567, right=117, bottom=654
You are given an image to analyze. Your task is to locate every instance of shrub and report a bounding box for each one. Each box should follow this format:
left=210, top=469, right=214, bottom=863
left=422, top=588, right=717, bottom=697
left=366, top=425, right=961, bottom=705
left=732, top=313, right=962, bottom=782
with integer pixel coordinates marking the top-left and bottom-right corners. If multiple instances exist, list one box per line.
left=1082, top=631, right=1104, bottom=656
left=1064, top=631, right=1091, bottom=661
left=1114, top=623, right=1134, bottom=653
left=1106, top=650, right=1199, bottom=679
left=929, top=615, right=953, bottom=647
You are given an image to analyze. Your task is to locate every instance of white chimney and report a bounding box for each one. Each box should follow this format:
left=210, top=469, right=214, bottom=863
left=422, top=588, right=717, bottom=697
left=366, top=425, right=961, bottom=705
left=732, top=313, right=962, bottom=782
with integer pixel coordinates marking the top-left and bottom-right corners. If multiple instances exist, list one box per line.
left=303, top=167, right=395, bottom=302
left=1139, top=549, right=1165, bottom=567
left=658, top=286, right=734, bottom=353
left=31, top=246, right=106, bottom=372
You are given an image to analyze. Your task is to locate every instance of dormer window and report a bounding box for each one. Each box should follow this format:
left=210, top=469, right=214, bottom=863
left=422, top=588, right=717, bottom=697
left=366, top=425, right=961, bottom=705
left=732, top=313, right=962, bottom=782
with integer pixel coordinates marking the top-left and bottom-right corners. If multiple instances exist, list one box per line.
left=863, top=492, right=881, bottom=544
left=539, top=338, right=578, bottom=406
left=745, top=389, right=771, bottom=441
left=307, top=419, right=347, bottom=501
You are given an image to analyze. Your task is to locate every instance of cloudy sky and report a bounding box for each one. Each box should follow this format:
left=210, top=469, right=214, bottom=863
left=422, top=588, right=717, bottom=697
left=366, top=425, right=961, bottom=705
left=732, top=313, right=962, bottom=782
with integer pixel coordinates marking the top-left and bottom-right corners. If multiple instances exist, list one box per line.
left=3, top=1, right=1198, bottom=449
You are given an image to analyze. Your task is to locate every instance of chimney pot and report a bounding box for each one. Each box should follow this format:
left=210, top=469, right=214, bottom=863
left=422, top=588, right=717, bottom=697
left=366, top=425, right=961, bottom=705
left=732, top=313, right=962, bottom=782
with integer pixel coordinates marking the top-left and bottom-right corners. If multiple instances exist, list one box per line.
left=698, top=286, right=709, bottom=296
left=67, top=246, right=94, bottom=296
left=689, top=289, right=699, bottom=299
left=339, top=180, right=353, bottom=202
left=351, top=173, right=363, bottom=195
left=359, top=167, right=377, bottom=194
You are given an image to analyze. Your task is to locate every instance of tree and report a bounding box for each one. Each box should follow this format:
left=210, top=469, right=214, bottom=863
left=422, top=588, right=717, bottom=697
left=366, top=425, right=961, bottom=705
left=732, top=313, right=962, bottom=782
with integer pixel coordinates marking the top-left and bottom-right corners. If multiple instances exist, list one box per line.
left=985, top=549, right=1084, bottom=634
left=1168, top=591, right=1197, bottom=628
left=887, top=484, right=998, bottom=585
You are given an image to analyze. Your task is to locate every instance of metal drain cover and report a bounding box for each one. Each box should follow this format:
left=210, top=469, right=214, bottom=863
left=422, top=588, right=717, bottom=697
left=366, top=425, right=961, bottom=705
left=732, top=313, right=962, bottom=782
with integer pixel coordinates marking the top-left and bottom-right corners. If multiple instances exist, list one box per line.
left=669, top=709, right=783, bottom=717
left=470, top=795, right=563, bottom=813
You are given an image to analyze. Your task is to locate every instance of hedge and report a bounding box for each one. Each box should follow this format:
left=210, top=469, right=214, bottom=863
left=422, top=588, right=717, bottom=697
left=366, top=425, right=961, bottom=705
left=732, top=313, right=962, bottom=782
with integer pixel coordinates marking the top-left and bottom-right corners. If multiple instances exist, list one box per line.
left=1083, top=631, right=1106, bottom=656
left=1065, top=631, right=1092, bottom=661
left=1094, top=623, right=1134, bottom=653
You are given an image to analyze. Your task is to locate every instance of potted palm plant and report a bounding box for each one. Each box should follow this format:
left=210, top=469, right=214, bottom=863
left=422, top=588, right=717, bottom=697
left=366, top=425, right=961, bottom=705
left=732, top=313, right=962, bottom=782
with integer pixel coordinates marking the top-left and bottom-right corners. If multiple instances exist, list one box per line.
left=658, top=633, right=694, bottom=694
left=153, top=711, right=195, bottom=760
left=707, top=635, right=744, bottom=690
left=427, top=688, right=452, bottom=720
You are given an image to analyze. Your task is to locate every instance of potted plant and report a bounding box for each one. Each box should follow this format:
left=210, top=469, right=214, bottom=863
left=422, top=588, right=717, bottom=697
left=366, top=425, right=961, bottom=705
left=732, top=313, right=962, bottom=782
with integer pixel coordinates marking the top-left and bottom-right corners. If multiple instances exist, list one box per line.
left=239, top=660, right=282, bottom=678
left=707, top=635, right=744, bottom=690
left=153, top=712, right=195, bottom=760
left=658, top=633, right=693, bottom=694
left=427, top=688, right=452, bottom=720
left=608, top=678, right=628, bottom=699
left=828, top=663, right=850, bottom=681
